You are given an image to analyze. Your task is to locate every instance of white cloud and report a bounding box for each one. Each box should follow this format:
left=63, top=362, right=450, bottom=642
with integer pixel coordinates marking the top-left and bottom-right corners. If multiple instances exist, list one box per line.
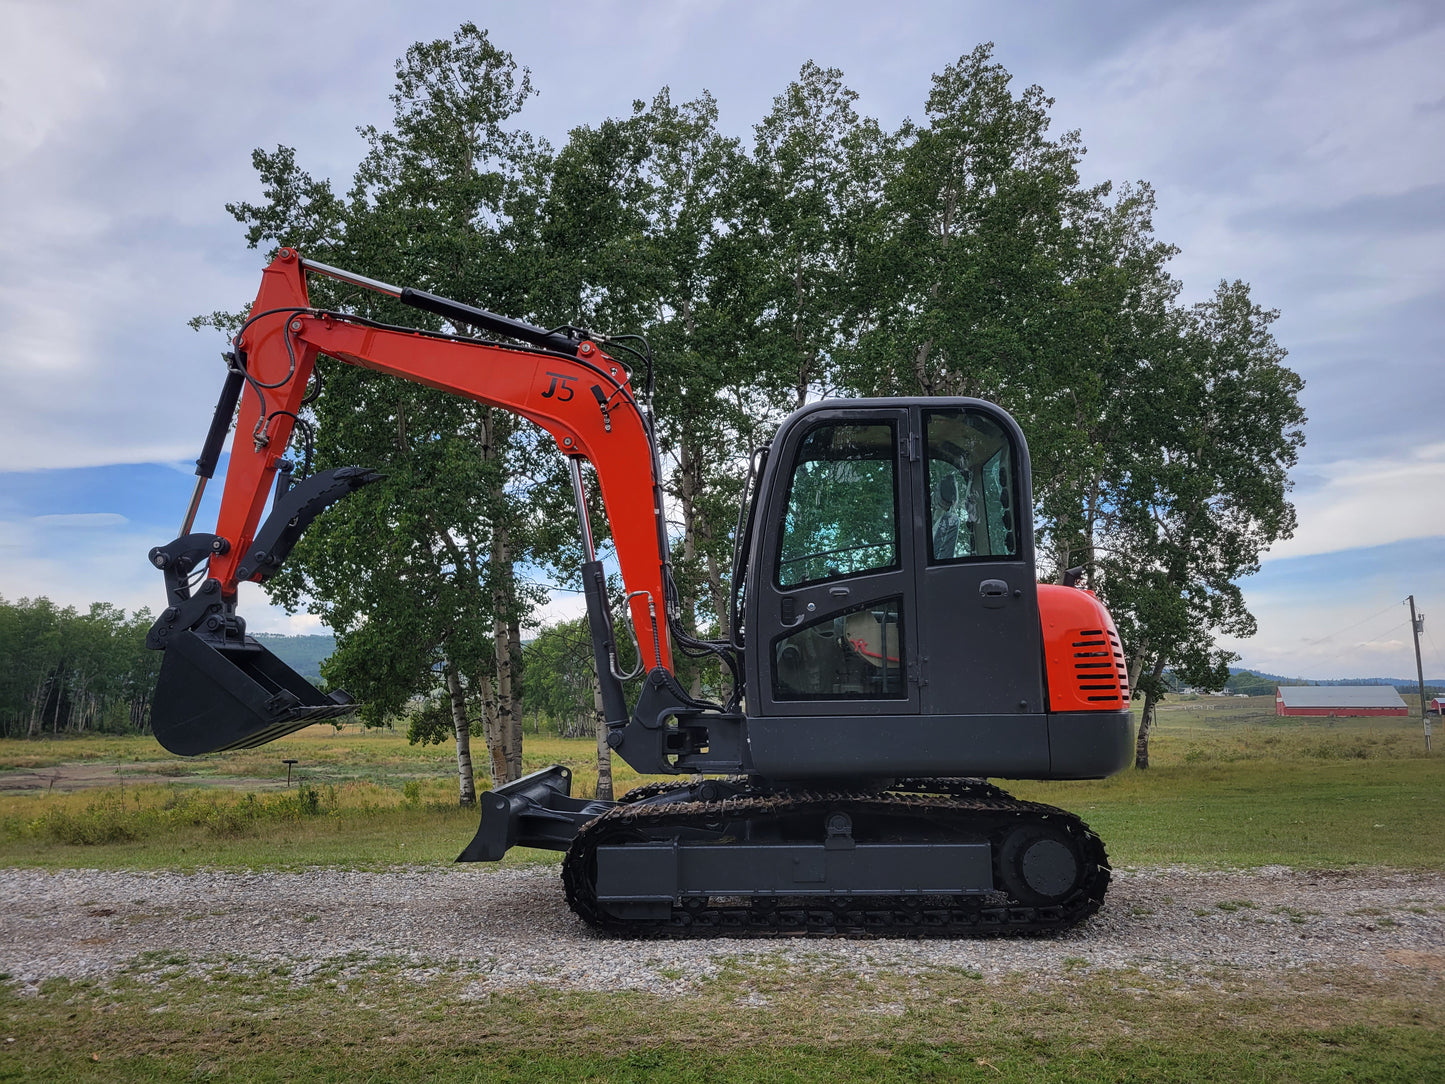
left=1074, top=2, right=1445, bottom=207
left=523, top=590, right=589, bottom=632
left=0, top=4, right=115, bottom=167
left=0, top=515, right=158, bottom=612
left=1219, top=529, right=1444, bottom=679
left=1051, top=1, right=1445, bottom=480
left=30, top=513, right=128, bottom=528
left=0, top=509, right=330, bottom=634
left=258, top=609, right=328, bottom=636
left=1267, top=442, right=1445, bottom=559
left=1219, top=598, right=1417, bottom=678
left=1353, top=638, right=1409, bottom=656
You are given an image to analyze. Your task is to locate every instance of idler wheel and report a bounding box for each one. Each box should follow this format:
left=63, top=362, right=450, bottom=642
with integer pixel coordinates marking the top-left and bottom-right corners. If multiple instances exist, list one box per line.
left=997, top=824, right=1083, bottom=906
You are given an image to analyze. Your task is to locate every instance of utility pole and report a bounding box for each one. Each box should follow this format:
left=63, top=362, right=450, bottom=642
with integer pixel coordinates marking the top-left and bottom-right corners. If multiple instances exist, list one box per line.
left=1408, top=595, right=1429, bottom=752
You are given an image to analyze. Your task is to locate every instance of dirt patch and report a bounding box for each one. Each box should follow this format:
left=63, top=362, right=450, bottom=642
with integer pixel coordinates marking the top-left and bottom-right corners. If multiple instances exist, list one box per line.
left=0, top=762, right=285, bottom=794
left=1386, top=949, right=1445, bottom=969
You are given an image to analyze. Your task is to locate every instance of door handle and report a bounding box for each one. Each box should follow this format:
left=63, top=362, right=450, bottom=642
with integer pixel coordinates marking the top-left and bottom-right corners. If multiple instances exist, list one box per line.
left=980, top=578, right=1009, bottom=609
left=780, top=596, right=812, bottom=627
left=828, top=586, right=851, bottom=598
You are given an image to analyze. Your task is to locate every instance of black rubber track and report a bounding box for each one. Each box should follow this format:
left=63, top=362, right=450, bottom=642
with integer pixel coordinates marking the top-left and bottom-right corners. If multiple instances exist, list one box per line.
left=889, top=777, right=1011, bottom=801
left=615, top=780, right=696, bottom=804
left=619, top=777, right=1007, bottom=804
left=562, top=788, right=1109, bottom=939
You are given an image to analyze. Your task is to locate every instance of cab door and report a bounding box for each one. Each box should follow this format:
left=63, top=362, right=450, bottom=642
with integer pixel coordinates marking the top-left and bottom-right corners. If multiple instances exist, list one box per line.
left=749, top=406, right=919, bottom=718
left=913, top=406, right=1044, bottom=716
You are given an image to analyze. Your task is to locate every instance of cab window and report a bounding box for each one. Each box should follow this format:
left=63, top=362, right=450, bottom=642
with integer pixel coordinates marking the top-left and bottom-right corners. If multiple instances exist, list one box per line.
left=776, top=422, right=899, bottom=588
left=925, top=410, right=1019, bottom=562
left=773, top=598, right=906, bottom=700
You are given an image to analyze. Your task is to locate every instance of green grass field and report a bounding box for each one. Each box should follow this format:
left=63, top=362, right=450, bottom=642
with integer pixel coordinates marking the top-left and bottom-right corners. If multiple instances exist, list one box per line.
left=1, top=698, right=1441, bottom=1082
left=2, top=961, right=1439, bottom=1083
left=1, top=698, right=1439, bottom=873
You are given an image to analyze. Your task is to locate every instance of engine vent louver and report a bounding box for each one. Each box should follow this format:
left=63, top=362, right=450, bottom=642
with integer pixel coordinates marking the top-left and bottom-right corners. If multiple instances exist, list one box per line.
left=1070, top=628, right=1129, bottom=705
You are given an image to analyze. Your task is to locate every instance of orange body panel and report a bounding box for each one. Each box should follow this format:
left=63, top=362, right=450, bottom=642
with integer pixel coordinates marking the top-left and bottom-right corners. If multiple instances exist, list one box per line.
left=211, top=249, right=672, bottom=672
left=1037, top=584, right=1129, bottom=712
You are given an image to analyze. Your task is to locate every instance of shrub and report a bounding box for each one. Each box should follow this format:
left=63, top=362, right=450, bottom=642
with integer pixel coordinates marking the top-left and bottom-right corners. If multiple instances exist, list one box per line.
left=24, top=783, right=336, bottom=846
left=32, top=798, right=141, bottom=845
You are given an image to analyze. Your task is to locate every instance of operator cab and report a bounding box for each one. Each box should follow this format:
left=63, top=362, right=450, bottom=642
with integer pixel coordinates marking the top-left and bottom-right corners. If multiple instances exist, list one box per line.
left=738, top=398, right=1048, bottom=777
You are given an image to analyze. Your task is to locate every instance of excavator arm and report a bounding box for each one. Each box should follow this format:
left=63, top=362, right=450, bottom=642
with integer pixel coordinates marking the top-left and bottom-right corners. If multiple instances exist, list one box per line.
left=148, top=248, right=672, bottom=756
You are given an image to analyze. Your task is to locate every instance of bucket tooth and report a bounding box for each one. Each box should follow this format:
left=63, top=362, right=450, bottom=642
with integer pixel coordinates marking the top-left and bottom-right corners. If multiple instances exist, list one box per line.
left=151, top=629, right=356, bottom=756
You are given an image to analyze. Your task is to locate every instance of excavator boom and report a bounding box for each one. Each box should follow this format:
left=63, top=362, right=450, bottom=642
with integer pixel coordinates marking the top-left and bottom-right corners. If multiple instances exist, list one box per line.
left=148, top=249, right=670, bottom=756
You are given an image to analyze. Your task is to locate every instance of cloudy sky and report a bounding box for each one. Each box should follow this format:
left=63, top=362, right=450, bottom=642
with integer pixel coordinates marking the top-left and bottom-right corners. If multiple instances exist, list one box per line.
left=1, top=0, right=1441, bottom=680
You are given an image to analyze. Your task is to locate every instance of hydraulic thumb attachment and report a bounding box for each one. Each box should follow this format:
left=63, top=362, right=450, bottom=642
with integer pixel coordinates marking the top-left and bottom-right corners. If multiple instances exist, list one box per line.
left=147, top=465, right=382, bottom=757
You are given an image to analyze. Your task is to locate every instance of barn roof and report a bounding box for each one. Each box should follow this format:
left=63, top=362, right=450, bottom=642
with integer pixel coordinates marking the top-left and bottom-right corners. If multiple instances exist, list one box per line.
left=1276, top=685, right=1406, bottom=709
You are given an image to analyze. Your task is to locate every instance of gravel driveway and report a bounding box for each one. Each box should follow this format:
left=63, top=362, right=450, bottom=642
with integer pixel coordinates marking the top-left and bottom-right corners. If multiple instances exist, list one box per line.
left=2, top=865, right=1441, bottom=994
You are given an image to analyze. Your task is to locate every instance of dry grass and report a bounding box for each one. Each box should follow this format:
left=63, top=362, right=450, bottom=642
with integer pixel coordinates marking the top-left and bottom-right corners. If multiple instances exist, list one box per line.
left=0, top=726, right=668, bottom=798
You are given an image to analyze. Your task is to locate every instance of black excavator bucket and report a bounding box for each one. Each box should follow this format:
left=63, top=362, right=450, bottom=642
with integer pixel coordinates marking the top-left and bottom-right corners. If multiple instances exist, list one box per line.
left=151, top=629, right=356, bottom=757
left=147, top=464, right=382, bottom=758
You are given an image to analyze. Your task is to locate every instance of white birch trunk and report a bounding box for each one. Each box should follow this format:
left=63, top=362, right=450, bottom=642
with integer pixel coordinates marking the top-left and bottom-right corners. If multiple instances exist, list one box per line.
left=446, top=665, right=477, bottom=806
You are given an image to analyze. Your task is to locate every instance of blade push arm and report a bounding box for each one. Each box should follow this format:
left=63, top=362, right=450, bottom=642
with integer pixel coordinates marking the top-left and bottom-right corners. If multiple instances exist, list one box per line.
left=208, top=248, right=672, bottom=673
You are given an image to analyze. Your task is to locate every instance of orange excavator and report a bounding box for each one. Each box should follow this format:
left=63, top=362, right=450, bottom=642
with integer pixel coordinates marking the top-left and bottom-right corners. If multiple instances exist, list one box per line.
left=147, top=248, right=1133, bottom=937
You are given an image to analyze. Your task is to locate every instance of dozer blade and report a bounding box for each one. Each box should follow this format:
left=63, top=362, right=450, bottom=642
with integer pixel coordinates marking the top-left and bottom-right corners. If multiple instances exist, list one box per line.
left=151, top=629, right=356, bottom=756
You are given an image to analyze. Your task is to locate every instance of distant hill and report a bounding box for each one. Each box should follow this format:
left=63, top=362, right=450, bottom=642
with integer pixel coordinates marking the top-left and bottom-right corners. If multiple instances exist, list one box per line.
left=1227, top=666, right=1443, bottom=697
left=252, top=633, right=335, bottom=684
left=1229, top=666, right=1444, bottom=686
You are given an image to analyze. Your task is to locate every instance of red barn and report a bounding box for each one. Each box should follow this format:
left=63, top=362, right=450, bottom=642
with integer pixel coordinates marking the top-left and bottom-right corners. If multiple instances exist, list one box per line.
left=1275, top=686, right=1408, bottom=717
